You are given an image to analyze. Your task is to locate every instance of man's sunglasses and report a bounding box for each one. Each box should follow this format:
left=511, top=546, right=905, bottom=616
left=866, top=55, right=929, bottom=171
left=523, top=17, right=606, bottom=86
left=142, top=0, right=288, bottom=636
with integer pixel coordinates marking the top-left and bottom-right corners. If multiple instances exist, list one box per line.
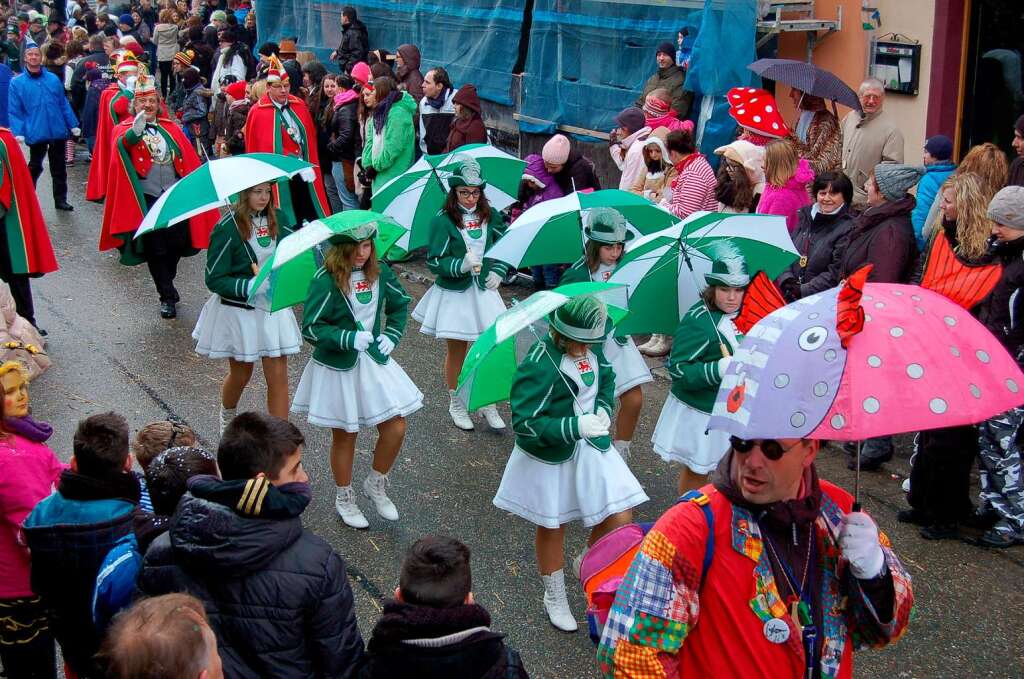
left=729, top=437, right=804, bottom=461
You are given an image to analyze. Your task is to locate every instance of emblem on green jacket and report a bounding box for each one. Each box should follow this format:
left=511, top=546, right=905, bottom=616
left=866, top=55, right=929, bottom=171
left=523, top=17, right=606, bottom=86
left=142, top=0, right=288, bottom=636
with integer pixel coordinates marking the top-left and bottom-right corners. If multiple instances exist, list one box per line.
left=467, top=227, right=483, bottom=239
left=255, top=223, right=273, bottom=248
left=575, top=357, right=595, bottom=387
left=354, top=279, right=373, bottom=305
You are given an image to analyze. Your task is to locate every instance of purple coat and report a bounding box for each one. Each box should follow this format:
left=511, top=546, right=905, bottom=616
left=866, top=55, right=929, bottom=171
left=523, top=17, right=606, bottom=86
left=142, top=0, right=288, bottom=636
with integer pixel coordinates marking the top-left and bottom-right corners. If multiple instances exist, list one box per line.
left=523, top=154, right=564, bottom=208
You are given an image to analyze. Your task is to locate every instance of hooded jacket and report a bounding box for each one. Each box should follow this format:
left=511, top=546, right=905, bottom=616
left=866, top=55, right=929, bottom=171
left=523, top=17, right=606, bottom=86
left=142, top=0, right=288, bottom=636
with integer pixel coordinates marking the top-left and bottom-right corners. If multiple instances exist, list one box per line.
left=396, top=44, right=424, bottom=100
left=553, top=148, right=601, bottom=195
left=910, top=161, right=955, bottom=248
left=629, top=132, right=677, bottom=204
left=445, top=84, right=487, bottom=152
left=419, top=86, right=456, bottom=155
left=610, top=125, right=652, bottom=191
left=363, top=90, right=417, bottom=193
left=329, top=89, right=361, bottom=162
left=978, top=235, right=1024, bottom=362
left=838, top=194, right=918, bottom=283
left=522, top=153, right=564, bottom=208
left=140, top=477, right=365, bottom=679
left=757, top=157, right=814, bottom=233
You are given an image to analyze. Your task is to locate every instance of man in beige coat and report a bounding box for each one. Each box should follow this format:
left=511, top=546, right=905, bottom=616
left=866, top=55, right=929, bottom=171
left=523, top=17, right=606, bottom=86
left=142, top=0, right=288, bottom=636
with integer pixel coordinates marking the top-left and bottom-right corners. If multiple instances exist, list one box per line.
left=841, top=78, right=905, bottom=205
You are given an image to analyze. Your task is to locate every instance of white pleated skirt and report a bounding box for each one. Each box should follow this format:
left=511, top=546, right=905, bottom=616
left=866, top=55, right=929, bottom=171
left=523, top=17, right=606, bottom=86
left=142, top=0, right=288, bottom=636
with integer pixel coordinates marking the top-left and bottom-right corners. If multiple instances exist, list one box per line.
left=192, top=294, right=302, bottom=362
left=291, top=356, right=424, bottom=432
left=604, top=337, right=653, bottom=397
left=651, top=393, right=731, bottom=474
left=493, top=442, right=648, bottom=529
left=412, top=284, right=506, bottom=341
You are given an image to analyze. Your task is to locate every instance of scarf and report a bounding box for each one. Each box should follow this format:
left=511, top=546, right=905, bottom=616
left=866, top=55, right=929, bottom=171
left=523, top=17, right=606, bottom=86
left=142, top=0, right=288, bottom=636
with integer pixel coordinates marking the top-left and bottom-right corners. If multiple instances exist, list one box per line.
left=187, top=474, right=311, bottom=519
left=58, top=469, right=140, bottom=504
left=334, top=89, right=359, bottom=107
left=372, top=89, right=401, bottom=134
left=4, top=415, right=53, bottom=442
left=425, top=86, right=450, bottom=111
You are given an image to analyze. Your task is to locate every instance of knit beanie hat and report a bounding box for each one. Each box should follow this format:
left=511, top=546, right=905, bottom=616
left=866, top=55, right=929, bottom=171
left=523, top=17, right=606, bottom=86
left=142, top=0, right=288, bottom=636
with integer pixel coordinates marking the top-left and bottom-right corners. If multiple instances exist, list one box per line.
left=873, top=163, right=924, bottom=201
left=643, top=91, right=671, bottom=118
left=542, top=134, right=571, bottom=165
left=351, top=61, right=371, bottom=88
left=987, top=186, right=1024, bottom=230
left=210, top=10, right=227, bottom=23
left=656, top=42, right=675, bottom=58
left=924, top=135, right=953, bottom=162
left=224, top=80, right=247, bottom=101
left=118, top=13, right=133, bottom=26
left=614, top=107, right=646, bottom=135
left=173, top=50, right=194, bottom=67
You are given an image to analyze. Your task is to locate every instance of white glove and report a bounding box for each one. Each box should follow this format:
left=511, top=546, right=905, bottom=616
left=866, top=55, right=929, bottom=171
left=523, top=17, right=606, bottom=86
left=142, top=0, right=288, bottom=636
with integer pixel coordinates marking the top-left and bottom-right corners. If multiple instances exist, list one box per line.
left=484, top=271, right=502, bottom=290
left=595, top=408, right=611, bottom=431
left=132, top=111, right=146, bottom=136
left=352, top=330, right=374, bottom=352
left=460, top=250, right=481, bottom=274
left=299, top=166, right=317, bottom=183
left=578, top=413, right=610, bottom=439
left=14, top=135, right=24, bottom=143
left=375, top=335, right=395, bottom=356
left=717, top=356, right=731, bottom=376
left=839, top=512, right=886, bottom=580
left=70, top=127, right=81, bottom=137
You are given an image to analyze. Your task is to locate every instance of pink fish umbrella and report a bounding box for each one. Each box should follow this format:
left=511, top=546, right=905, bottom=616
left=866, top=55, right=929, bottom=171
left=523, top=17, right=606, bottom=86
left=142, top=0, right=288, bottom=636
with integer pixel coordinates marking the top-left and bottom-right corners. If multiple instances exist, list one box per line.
left=708, top=267, right=1024, bottom=500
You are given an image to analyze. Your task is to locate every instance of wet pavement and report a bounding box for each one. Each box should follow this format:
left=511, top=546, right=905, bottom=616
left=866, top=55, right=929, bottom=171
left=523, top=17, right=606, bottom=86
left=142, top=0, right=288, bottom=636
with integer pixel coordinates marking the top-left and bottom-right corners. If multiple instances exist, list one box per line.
left=22, top=160, right=1024, bottom=677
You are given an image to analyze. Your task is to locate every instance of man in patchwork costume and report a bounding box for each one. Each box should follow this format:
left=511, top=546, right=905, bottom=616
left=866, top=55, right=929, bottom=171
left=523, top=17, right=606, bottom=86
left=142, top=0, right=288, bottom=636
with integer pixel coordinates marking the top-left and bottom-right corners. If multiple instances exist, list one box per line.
left=597, top=436, right=913, bottom=677
left=99, top=74, right=216, bottom=318
left=86, top=51, right=139, bottom=202
left=243, top=55, right=329, bottom=226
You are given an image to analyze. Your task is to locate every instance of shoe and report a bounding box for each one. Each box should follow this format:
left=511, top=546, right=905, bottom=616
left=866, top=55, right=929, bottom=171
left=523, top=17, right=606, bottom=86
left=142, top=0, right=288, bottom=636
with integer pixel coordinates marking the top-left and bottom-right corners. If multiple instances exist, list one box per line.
left=33, top=326, right=47, bottom=337
left=896, top=509, right=931, bottom=526
left=571, top=550, right=587, bottom=580
left=335, top=486, right=369, bottom=529
left=160, top=302, right=177, bottom=319
left=841, top=441, right=859, bottom=455
left=920, top=523, right=959, bottom=540
left=54, top=201, right=74, bottom=211
left=637, top=334, right=671, bottom=357
left=219, top=406, right=236, bottom=435
left=848, top=454, right=892, bottom=472
left=362, top=472, right=399, bottom=521
left=962, top=510, right=999, bottom=531
left=541, top=570, right=577, bottom=632
left=901, top=477, right=911, bottom=493
left=448, top=389, right=474, bottom=430
left=614, top=439, right=631, bottom=461
left=976, top=528, right=1024, bottom=549
left=478, top=403, right=506, bottom=430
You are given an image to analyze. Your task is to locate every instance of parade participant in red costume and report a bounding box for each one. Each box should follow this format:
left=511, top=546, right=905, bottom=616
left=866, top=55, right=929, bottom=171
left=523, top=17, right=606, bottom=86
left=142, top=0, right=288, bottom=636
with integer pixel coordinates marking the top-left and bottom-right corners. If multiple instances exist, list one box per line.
left=99, top=74, right=217, bottom=319
left=0, top=127, right=57, bottom=335
left=86, top=52, right=139, bottom=202
left=243, top=55, right=330, bottom=226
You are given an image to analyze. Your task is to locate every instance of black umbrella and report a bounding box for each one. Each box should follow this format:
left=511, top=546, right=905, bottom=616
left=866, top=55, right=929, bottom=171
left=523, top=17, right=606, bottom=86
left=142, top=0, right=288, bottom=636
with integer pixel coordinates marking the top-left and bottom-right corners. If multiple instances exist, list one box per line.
left=748, top=58, right=862, bottom=112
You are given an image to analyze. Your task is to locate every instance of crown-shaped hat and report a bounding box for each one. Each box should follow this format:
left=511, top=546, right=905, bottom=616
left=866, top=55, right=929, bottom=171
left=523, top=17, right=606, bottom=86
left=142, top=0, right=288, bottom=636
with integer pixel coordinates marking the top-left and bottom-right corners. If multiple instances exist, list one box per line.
left=266, top=54, right=288, bottom=84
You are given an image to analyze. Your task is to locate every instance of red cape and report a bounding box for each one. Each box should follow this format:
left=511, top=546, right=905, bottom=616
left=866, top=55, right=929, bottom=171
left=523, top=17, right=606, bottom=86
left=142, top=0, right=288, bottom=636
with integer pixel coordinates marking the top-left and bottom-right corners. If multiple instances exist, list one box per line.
left=0, top=128, right=57, bottom=275
left=86, top=84, right=132, bottom=202
left=99, top=117, right=216, bottom=257
left=244, top=94, right=330, bottom=219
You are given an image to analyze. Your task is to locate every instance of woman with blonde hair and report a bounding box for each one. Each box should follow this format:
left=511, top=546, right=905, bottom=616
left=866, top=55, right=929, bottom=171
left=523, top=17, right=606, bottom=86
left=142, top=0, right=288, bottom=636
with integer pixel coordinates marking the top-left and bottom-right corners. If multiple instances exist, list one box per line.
left=921, top=143, right=1009, bottom=240
left=756, top=139, right=813, bottom=232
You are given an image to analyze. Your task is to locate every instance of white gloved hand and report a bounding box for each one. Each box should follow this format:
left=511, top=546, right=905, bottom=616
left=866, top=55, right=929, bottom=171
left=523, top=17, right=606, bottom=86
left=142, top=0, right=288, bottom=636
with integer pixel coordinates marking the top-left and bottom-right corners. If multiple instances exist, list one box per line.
left=578, top=413, right=610, bottom=439
left=595, top=408, right=611, bottom=431
left=14, top=135, right=24, bottom=143
left=484, top=271, right=502, bottom=290
left=717, top=356, right=732, bottom=376
left=460, top=250, right=481, bottom=274
left=299, top=166, right=317, bottom=182
left=131, top=111, right=146, bottom=136
left=352, top=330, right=374, bottom=352
left=375, top=335, right=395, bottom=356
left=70, top=127, right=81, bottom=137
left=839, top=511, right=886, bottom=580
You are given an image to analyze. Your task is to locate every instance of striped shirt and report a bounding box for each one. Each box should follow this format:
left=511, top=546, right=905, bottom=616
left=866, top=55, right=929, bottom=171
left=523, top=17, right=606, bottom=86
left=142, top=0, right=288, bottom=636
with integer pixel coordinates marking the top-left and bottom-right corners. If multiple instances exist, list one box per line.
left=667, top=154, right=718, bottom=219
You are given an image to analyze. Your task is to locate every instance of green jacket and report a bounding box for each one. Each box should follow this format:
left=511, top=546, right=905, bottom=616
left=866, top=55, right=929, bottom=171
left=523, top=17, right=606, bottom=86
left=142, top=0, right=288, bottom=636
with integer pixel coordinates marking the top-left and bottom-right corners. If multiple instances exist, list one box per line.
left=301, top=262, right=410, bottom=370
left=425, top=211, right=509, bottom=291
left=362, top=91, right=417, bottom=194
left=511, top=336, right=615, bottom=464
left=666, top=301, right=733, bottom=412
left=204, top=210, right=292, bottom=303
left=559, top=259, right=627, bottom=345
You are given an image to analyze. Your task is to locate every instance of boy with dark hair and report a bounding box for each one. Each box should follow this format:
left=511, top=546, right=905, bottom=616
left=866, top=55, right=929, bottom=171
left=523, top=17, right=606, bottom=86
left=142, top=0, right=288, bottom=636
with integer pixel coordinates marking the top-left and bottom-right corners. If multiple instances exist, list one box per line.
left=24, top=411, right=140, bottom=678
left=357, top=536, right=529, bottom=678
left=141, top=412, right=364, bottom=677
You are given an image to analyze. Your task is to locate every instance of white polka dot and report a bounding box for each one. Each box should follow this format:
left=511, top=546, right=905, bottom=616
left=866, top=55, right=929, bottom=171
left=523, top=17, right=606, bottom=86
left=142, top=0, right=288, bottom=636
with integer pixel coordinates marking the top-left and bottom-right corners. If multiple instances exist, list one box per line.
left=774, top=374, right=790, bottom=388
left=976, top=350, right=991, bottom=364
left=929, top=398, right=948, bottom=414
left=791, top=412, right=806, bottom=427
left=737, top=108, right=746, bottom=115
left=890, top=327, right=904, bottom=338
left=813, top=382, right=829, bottom=397
left=863, top=397, right=880, bottom=414
left=753, top=115, right=762, bottom=123
left=944, top=316, right=957, bottom=327
left=750, top=97, right=759, bottom=103
left=914, top=307, right=925, bottom=315
left=867, top=355, right=882, bottom=367
left=772, top=122, right=780, bottom=129
left=830, top=414, right=846, bottom=429
left=748, top=88, right=757, bottom=93
left=970, top=384, right=982, bottom=399
left=808, top=312, right=819, bottom=320
left=950, top=346, right=961, bottom=357
left=907, top=363, right=924, bottom=379
left=865, top=313, right=872, bottom=322
left=863, top=295, right=873, bottom=302
left=892, top=290, right=903, bottom=297
left=824, top=349, right=837, bottom=362
left=874, top=302, right=885, bottom=309
left=765, top=104, right=773, bottom=112
left=1008, top=379, right=1020, bottom=394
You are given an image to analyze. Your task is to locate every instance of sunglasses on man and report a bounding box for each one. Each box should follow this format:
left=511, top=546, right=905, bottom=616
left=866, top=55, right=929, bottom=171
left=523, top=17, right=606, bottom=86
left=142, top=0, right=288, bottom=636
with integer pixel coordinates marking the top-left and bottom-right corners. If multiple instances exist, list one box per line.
left=729, top=436, right=805, bottom=461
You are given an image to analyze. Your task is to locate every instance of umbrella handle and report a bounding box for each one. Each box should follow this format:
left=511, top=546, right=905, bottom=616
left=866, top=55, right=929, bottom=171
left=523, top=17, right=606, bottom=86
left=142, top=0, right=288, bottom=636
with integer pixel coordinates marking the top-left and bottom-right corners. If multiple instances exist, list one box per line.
left=719, top=342, right=731, bottom=358
left=852, top=440, right=861, bottom=512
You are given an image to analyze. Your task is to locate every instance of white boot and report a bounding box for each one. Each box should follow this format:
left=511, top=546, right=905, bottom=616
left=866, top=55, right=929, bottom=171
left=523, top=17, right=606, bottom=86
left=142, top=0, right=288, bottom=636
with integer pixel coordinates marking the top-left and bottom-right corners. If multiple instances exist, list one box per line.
left=614, top=439, right=631, bottom=461
left=478, top=403, right=506, bottom=430
left=448, top=389, right=474, bottom=430
left=541, top=569, right=578, bottom=632
left=335, top=485, right=369, bottom=529
left=638, top=334, right=672, bottom=357
left=219, top=406, right=236, bottom=435
left=362, top=470, right=399, bottom=521
left=571, top=550, right=587, bottom=580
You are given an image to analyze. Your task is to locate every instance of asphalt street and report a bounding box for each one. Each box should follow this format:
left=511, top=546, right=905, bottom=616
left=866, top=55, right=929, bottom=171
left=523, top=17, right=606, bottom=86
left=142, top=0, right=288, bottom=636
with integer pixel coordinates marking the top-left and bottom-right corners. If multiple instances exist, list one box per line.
left=22, top=159, right=1024, bottom=678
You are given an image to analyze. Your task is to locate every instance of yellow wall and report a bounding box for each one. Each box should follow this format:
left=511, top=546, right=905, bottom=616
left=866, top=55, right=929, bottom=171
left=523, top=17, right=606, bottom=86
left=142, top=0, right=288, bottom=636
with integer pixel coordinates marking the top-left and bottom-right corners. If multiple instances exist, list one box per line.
left=776, top=0, right=936, bottom=163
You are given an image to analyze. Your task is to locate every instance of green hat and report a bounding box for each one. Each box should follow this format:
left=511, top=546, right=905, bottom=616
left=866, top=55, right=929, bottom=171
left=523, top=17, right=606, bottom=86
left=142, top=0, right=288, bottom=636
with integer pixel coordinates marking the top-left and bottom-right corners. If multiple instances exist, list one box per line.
left=704, top=255, right=750, bottom=288
left=584, top=208, right=631, bottom=244
left=328, top=220, right=378, bottom=245
left=448, top=156, right=486, bottom=190
left=549, top=296, right=612, bottom=344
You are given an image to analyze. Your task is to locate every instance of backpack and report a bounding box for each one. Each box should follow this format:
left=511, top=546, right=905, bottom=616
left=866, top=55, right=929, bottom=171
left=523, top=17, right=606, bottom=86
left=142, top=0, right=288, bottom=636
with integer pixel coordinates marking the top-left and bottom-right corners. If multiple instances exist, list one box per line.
left=579, top=489, right=715, bottom=644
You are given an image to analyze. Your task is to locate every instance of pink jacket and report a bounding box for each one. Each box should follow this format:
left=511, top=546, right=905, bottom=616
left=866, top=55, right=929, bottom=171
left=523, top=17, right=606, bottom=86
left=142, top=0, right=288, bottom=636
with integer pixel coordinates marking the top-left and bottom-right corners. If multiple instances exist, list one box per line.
left=757, top=158, right=814, bottom=232
left=0, top=433, right=64, bottom=598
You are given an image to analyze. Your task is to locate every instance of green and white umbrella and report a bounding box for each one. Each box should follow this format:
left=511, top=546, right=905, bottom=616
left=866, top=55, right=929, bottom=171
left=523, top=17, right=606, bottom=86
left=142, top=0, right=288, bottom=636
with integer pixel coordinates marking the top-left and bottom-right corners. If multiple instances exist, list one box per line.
left=610, top=211, right=799, bottom=335
left=371, top=143, right=525, bottom=253
left=455, top=281, right=628, bottom=411
left=484, top=189, right=678, bottom=269
left=135, top=153, right=316, bottom=238
left=247, top=210, right=407, bottom=312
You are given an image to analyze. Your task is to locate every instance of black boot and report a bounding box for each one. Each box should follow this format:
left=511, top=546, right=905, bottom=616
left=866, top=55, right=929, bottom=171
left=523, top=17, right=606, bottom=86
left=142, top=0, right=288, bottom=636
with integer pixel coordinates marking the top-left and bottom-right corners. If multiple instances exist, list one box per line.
left=160, top=301, right=176, bottom=319
left=54, top=200, right=74, bottom=211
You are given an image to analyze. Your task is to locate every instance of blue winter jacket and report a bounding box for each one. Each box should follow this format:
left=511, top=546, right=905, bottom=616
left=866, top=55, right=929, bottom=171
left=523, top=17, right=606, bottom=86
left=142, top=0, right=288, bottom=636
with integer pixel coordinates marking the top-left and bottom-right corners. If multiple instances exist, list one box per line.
left=8, top=67, right=78, bottom=144
left=0, top=63, right=12, bottom=128
left=911, top=161, right=956, bottom=248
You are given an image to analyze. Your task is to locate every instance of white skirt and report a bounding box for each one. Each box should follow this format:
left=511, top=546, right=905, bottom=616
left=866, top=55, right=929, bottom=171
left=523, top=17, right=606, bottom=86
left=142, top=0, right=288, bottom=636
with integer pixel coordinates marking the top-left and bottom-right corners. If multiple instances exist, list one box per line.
left=291, top=356, right=424, bottom=432
left=412, top=283, right=506, bottom=341
left=192, top=294, right=302, bottom=362
left=604, top=337, right=653, bottom=397
left=652, top=393, right=731, bottom=473
left=493, top=442, right=648, bottom=529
